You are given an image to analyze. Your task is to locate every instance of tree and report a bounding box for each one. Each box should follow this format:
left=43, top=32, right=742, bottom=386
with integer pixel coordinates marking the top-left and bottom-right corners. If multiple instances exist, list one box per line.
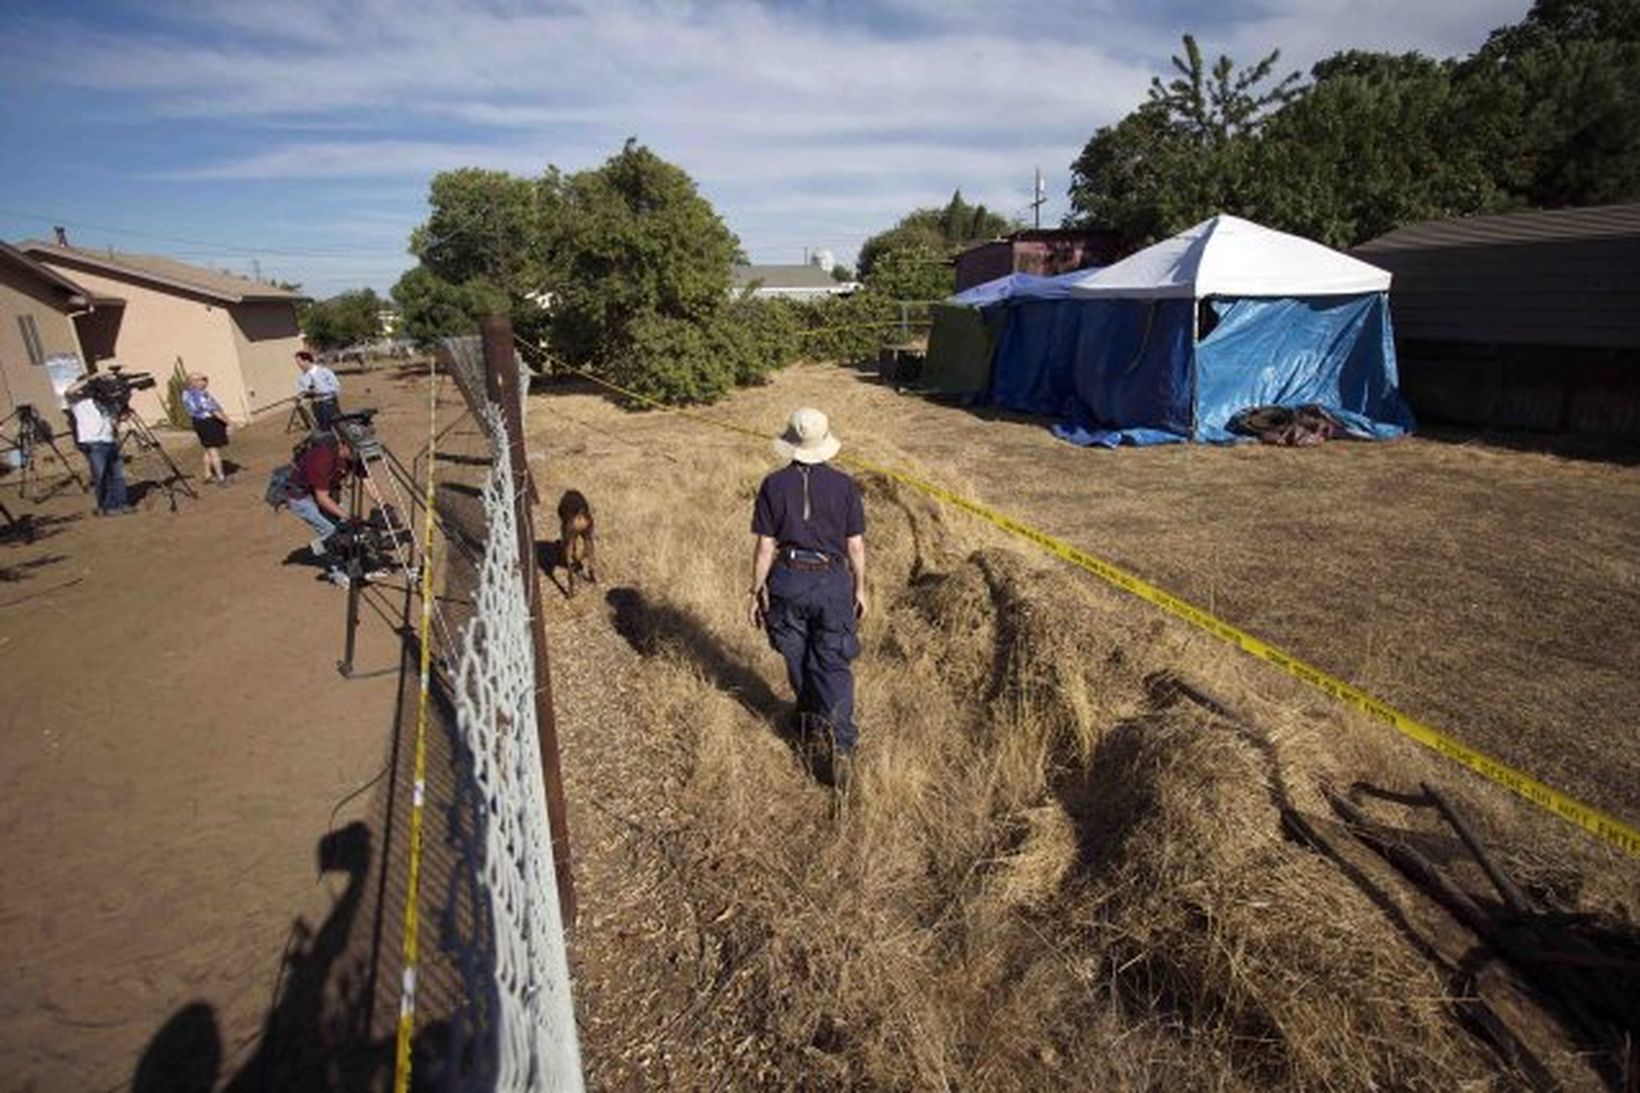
left=400, top=140, right=769, bottom=402
left=1068, top=34, right=1301, bottom=244
left=856, top=191, right=1012, bottom=283
left=1246, top=52, right=1506, bottom=248
left=1462, top=2, right=1640, bottom=208
left=302, top=288, right=385, bottom=350
left=391, top=266, right=501, bottom=347
left=545, top=139, right=741, bottom=379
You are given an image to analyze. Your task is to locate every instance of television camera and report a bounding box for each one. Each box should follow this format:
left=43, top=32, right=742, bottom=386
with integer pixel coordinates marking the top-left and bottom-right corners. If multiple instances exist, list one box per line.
left=325, top=503, right=413, bottom=573
left=331, top=407, right=383, bottom=460
left=80, top=366, right=158, bottom=417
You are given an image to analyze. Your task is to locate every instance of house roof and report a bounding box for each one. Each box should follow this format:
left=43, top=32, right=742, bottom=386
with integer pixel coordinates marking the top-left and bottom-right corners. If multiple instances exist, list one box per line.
left=1351, top=204, right=1640, bottom=349
left=1355, top=202, right=1640, bottom=253
left=22, top=241, right=310, bottom=305
left=0, top=241, right=107, bottom=309
left=732, top=264, right=841, bottom=290
left=1067, top=214, right=1390, bottom=299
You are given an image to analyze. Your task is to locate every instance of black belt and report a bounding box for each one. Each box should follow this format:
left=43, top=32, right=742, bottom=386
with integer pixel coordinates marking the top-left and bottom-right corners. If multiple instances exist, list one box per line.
left=778, top=548, right=837, bottom=572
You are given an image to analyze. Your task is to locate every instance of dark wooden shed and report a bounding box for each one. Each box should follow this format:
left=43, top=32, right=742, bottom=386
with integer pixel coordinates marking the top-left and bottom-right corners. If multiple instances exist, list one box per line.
left=953, top=229, right=1124, bottom=293
left=1353, top=204, right=1640, bottom=437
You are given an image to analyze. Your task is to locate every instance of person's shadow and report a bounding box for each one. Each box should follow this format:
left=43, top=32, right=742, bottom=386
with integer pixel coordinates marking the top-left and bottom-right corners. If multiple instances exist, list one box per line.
left=603, top=585, right=833, bottom=775
left=130, top=822, right=458, bottom=1093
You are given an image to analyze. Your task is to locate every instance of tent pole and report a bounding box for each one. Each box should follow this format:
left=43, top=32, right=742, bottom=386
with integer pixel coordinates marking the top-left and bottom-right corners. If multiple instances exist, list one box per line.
left=1190, top=298, right=1200, bottom=439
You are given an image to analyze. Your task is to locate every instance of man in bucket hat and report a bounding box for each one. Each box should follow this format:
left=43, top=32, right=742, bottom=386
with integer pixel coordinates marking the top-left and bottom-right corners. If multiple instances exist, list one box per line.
left=748, top=407, right=868, bottom=789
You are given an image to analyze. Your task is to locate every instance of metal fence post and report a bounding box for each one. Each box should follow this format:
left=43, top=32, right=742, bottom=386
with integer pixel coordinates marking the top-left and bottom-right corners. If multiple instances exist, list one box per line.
left=480, top=314, right=577, bottom=926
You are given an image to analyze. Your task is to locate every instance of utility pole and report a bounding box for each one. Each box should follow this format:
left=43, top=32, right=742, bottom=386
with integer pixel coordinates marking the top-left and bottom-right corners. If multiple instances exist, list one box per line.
left=1030, top=167, right=1046, bottom=230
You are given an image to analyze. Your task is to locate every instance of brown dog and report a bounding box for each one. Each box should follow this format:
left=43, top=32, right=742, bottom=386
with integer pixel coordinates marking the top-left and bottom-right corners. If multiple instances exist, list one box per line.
left=556, top=489, right=597, bottom=596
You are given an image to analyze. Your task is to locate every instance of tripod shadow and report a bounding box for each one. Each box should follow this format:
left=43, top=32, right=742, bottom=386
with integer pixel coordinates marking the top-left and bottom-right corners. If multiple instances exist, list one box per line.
left=0, top=553, right=67, bottom=583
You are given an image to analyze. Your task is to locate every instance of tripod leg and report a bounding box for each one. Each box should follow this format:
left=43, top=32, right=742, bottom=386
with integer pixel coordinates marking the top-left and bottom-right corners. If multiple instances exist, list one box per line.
left=41, top=436, right=87, bottom=492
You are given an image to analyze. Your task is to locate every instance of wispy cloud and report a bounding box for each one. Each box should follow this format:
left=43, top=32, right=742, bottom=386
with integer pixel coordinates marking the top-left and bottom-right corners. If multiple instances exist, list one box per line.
left=0, top=0, right=1528, bottom=294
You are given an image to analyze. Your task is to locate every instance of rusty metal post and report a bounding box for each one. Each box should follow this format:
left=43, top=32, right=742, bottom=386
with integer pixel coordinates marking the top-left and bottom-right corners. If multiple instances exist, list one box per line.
left=480, top=314, right=576, bottom=925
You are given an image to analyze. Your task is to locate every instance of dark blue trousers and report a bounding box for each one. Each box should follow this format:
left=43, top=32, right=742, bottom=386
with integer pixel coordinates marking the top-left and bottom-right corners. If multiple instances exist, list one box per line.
left=764, top=563, right=861, bottom=751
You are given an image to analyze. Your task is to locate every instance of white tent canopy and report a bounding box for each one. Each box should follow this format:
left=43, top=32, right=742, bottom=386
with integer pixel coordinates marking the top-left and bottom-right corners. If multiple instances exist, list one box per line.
left=1065, top=214, right=1392, bottom=299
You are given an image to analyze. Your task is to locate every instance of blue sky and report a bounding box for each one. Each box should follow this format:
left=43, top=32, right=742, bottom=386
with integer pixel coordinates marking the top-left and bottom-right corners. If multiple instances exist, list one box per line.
left=0, top=0, right=1528, bottom=298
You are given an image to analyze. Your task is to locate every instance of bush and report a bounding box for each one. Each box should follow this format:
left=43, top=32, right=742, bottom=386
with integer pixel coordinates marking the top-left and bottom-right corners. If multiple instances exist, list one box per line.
left=163, top=364, right=191, bottom=429
left=719, top=297, right=801, bottom=383
left=609, top=311, right=735, bottom=405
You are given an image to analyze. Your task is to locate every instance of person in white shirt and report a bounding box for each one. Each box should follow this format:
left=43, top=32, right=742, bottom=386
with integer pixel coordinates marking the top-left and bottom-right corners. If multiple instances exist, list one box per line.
left=65, top=380, right=132, bottom=515
left=294, top=349, right=343, bottom=429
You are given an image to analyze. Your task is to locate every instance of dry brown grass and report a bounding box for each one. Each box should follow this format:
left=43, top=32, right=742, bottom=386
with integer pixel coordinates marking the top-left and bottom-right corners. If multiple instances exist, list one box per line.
left=533, top=363, right=1639, bottom=1090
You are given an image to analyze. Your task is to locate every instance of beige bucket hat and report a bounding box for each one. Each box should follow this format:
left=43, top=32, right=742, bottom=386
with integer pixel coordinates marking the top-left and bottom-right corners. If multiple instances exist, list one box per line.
left=773, top=407, right=841, bottom=464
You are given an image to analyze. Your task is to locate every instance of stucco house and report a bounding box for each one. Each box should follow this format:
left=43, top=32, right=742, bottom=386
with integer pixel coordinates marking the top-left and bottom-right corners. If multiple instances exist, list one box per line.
left=0, top=242, right=122, bottom=420
left=23, top=240, right=310, bottom=424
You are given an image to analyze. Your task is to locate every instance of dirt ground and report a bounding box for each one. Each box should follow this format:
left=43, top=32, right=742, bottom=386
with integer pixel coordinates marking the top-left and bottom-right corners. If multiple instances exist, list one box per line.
left=0, top=368, right=466, bottom=1092
left=2, top=356, right=1636, bottom=1090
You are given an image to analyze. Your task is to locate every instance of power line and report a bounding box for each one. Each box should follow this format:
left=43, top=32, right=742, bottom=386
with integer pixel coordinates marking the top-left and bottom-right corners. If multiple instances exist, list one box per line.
left=0, top=207, right=372, bottom=258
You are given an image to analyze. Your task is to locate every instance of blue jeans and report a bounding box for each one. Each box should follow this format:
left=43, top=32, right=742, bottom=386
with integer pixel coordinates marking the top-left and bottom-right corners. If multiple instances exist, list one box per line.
left=312, top=398, right=341, bottom=430
left=764, top=563, right=861, bottom=750
left=288, top=494, right=337, bottom=539
left=80, top=442, right=128, bottom=512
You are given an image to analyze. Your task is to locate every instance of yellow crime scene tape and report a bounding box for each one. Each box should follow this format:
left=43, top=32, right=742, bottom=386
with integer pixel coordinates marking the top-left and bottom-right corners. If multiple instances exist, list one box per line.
left=545, top=359, right=1639, bottom=858
left=394, top=363, right=440, bottom=1092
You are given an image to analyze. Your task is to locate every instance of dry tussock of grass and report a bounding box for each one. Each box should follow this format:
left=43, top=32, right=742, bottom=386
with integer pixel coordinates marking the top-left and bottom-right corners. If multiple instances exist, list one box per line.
left=573, top=422, right=1556, bottom=1090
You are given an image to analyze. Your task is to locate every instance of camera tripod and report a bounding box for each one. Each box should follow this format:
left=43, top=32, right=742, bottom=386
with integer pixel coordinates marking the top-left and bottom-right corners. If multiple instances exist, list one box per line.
left=334, top=414, right=425, bottom=679
left=0, top=404, right=86, bottom=500
left=117, top=413, right=198, bottom=511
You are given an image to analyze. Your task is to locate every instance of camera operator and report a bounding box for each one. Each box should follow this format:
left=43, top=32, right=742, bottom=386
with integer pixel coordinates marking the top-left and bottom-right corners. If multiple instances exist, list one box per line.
left=294, top=350, right=343, bottom=430
left=284, top=431, right=366, bottom=587
left=65, top=377, right=133, bottom=516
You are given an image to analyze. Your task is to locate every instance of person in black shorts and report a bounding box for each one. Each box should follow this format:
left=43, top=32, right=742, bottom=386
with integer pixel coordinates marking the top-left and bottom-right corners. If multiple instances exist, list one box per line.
left=180, top=373, right=232, bottom=485
left=748, top=407, right=869, bottom=787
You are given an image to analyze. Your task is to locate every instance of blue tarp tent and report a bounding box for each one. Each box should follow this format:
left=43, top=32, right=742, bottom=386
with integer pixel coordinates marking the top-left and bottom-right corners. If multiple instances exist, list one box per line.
left=977, top=215, right=1415, bottom=446
left=925, top=270, right=1091, bottom=397
left=949, top=272, right=1079, bottom=307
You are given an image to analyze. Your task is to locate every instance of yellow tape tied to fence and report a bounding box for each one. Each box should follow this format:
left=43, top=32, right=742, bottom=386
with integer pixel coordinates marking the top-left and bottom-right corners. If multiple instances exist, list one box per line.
left=394, top=363, right=440, bottom=1093
left=546, top=357, right=1639, bottom=859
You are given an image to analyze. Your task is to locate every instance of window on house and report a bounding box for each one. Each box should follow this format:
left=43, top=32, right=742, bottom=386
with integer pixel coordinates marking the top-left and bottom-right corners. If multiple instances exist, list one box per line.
left=17, top=315, right=45, bottom=366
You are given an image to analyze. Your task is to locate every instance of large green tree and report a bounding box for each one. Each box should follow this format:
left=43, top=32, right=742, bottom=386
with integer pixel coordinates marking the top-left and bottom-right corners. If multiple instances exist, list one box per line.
left=1462, top=1, right=1640, bottom=209
left=397, top=140, right=764, bottom=403
left=1066, top=5, right=1640, bottom=252
left=547, top=140, right=741, bottom=371
left=1246, top=52, right=1505, bottom=248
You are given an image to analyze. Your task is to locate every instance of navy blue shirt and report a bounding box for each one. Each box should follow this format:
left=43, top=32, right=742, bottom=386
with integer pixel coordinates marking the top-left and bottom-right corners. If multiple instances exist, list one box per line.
left=752, top=462, right=865, bottom=557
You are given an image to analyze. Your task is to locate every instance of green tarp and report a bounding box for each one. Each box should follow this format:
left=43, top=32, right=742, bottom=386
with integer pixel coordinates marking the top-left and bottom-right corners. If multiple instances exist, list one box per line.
left=922, top=303, right=994, bottom=396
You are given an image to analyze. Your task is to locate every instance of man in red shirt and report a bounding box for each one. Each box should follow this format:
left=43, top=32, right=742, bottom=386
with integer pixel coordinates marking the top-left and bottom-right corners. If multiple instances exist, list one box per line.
left=284, top=434, right=364, bottom=587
